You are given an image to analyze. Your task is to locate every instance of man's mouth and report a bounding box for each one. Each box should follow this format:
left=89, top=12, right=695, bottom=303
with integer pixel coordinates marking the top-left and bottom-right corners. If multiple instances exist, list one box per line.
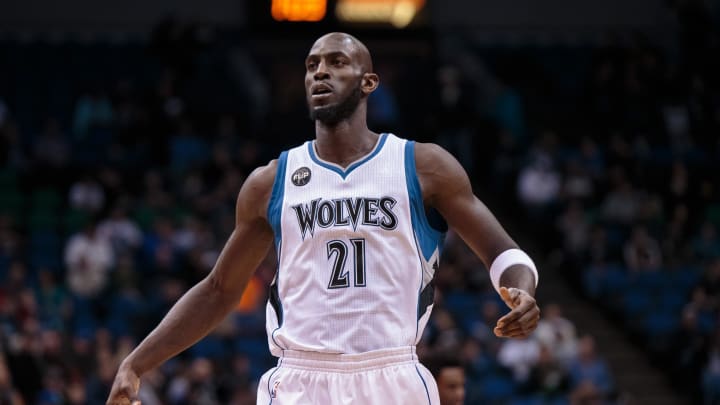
left=311, top=84, right=333, bottom=97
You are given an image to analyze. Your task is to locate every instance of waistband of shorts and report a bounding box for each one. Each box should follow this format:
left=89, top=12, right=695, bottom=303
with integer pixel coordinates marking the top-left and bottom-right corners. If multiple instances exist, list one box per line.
left=277, top=346, right=419, bottom=372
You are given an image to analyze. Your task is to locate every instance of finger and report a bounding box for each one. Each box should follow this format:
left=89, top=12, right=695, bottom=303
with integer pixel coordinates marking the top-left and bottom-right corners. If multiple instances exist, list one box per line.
left=497, top=306, right=526, bottom=326
left=497, top=309, right=519, bottom=327
left=493, top=326, right=531, bottom=339
left=497, top=317, right=540, bottom=337
left=498, top=307, right=540, bottom=332
left=499, top=287, right=517, bottom=308
left=497, top=316, right=538, bottom=335
left=495, top=317, right=537, bottom=337
left=511, top=294, right=535, bottom=314
left=498, top=296, right=536, bottom=325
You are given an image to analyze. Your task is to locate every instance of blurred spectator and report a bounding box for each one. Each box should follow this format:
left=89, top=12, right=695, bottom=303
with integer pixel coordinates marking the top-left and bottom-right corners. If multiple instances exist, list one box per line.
left=562, top=159, right=595, bottom=201
left=64, top=220, right=114, bottom=298
left=68, top=176, right=106, bottom=214
left=517, top=155, right=561, bottom=212
left=428, top=309, right=464, bottom=353
left=97, top=206, right=143, bottom=256
left=535, top=303, right=579, bottom=366
left=523, top=344, right=571, bottom=400
left=167, top=357, right=219, bottom=405
left=517, top=135, right=562, bottom=216
left=137, top=369, right=164, bottom=405
left=34, top=270, right=71, bottom=332
left=601, top=173, right=640, bottom=225
left=623, top=226, right=663, bottom=271
left=470, top=300, right=503, bottom=346
left=142, top=217, right=179, bottom=274
left=557, top=200, right=592, bottom=260
left=72, top=90, right=114, bottom=139
left=498, top=333, right=541, bottom=384
left=569, top=335, right=615, bottom=402
left=424, top=354, right=466, bottom=405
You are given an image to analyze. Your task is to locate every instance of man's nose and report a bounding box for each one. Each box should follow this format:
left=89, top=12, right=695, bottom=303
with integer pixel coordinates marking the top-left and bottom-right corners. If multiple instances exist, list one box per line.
left=314, top=61, right=330, bottom=81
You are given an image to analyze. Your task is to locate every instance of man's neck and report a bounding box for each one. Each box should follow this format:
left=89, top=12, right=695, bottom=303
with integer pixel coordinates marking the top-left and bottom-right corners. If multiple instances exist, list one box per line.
left=313, top=110, right=378, bottom=168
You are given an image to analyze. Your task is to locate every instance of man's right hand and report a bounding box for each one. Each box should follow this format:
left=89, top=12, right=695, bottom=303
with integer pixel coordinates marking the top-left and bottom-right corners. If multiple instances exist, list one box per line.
left=106, top=362, right=141, bottom=405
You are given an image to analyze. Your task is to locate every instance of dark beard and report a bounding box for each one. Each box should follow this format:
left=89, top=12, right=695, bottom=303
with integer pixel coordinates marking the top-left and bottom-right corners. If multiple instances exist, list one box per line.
left=309, top=86, right=362, bottom=125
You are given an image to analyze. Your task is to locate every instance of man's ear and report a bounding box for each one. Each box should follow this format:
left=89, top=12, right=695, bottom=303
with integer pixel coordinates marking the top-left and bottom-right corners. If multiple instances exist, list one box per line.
left=361, top=73, right=380, bottom=95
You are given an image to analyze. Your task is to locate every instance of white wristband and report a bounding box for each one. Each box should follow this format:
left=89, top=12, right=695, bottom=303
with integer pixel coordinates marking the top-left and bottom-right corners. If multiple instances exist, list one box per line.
left=489, top=249, right=538, bottom=293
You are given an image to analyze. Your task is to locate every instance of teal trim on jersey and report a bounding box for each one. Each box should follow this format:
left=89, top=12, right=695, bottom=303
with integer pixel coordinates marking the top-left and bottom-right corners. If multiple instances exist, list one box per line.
left=268, top=151, right=288, bottom=249
left=270, top=242, right=285, bottom=348
left=267, top=152, right=287, bottom=349
left=404, top=141, right=445, bottom=262
left=307, top=133, right=389, bottom=179
left=415, top=365, right=432, bottom=405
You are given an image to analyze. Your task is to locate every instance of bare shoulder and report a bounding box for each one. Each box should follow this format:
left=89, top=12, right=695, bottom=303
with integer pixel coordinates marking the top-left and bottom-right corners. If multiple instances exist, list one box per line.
left=236, top=159, right=279, bottom=220
left=414, top=141, right=450, bottom=163
left=413, top=142, right=470, bottom=203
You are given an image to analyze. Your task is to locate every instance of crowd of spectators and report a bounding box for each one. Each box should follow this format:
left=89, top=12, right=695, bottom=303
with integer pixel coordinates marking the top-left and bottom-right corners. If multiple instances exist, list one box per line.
left=1, top=1, right=719, bottom=403
left=0, top=33, right=612, bottom=405
left=509, top=1, right=720, bottom=403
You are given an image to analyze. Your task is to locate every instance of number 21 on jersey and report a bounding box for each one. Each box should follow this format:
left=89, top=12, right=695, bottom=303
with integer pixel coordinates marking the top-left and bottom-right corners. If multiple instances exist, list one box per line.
left=326, top=238, right=366, bottom=289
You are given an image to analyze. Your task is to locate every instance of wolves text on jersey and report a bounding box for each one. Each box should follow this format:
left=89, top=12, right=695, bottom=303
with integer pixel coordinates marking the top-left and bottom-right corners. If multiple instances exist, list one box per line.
left=292, top=197, right=398, bottom=239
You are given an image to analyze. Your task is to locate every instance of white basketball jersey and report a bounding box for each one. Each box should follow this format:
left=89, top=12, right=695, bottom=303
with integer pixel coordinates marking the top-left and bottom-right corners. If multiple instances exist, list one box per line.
left=265, top=133, right=445, bottom=356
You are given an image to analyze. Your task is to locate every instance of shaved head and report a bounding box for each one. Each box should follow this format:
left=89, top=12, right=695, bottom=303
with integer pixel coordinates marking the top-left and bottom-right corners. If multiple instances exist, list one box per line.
left=311, top=32, right=373, bottom=73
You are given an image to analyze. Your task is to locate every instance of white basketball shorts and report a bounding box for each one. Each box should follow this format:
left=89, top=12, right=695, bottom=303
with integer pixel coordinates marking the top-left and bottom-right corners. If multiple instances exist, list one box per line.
left=256, top=346, right=440, bottom=404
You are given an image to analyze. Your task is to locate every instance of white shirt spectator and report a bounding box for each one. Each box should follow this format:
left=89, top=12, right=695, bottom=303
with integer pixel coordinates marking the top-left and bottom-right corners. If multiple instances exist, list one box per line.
left=534, top=304, right=579, bottom=366
left=498, top=337, right=541, bottom=383
left=97, top=209, right=143, bottom=254
left=65, top=226, right=113, bottom=298
left=517, top=158, right=561, bottom=207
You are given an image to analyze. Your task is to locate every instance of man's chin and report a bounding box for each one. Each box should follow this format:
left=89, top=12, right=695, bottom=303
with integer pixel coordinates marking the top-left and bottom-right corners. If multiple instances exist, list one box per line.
left=309, top=105, right=338, bottom=122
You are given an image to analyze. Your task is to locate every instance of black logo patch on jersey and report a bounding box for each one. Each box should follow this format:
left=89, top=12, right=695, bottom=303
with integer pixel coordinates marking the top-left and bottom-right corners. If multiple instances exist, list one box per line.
left=291, top=167, right=311, bottom=186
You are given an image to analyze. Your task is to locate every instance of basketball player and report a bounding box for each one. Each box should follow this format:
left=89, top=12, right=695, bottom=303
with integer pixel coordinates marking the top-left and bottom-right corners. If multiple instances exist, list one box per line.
left=107, top=32, right=540, bottom=405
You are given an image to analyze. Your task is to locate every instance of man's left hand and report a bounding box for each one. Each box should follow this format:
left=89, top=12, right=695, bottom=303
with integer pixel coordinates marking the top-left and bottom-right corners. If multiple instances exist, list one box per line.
left=494, top=287, right=540, bottom=339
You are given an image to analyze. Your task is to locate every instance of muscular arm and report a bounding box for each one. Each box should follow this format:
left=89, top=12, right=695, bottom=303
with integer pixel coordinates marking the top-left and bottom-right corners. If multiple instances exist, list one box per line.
left=119, top=161, right=277, bottom=376
left=415, top=143, right=539, bottom=337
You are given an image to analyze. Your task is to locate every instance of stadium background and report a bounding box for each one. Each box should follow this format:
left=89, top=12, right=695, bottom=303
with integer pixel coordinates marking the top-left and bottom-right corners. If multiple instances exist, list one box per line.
left=0, top=0, right=719, bottom=404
